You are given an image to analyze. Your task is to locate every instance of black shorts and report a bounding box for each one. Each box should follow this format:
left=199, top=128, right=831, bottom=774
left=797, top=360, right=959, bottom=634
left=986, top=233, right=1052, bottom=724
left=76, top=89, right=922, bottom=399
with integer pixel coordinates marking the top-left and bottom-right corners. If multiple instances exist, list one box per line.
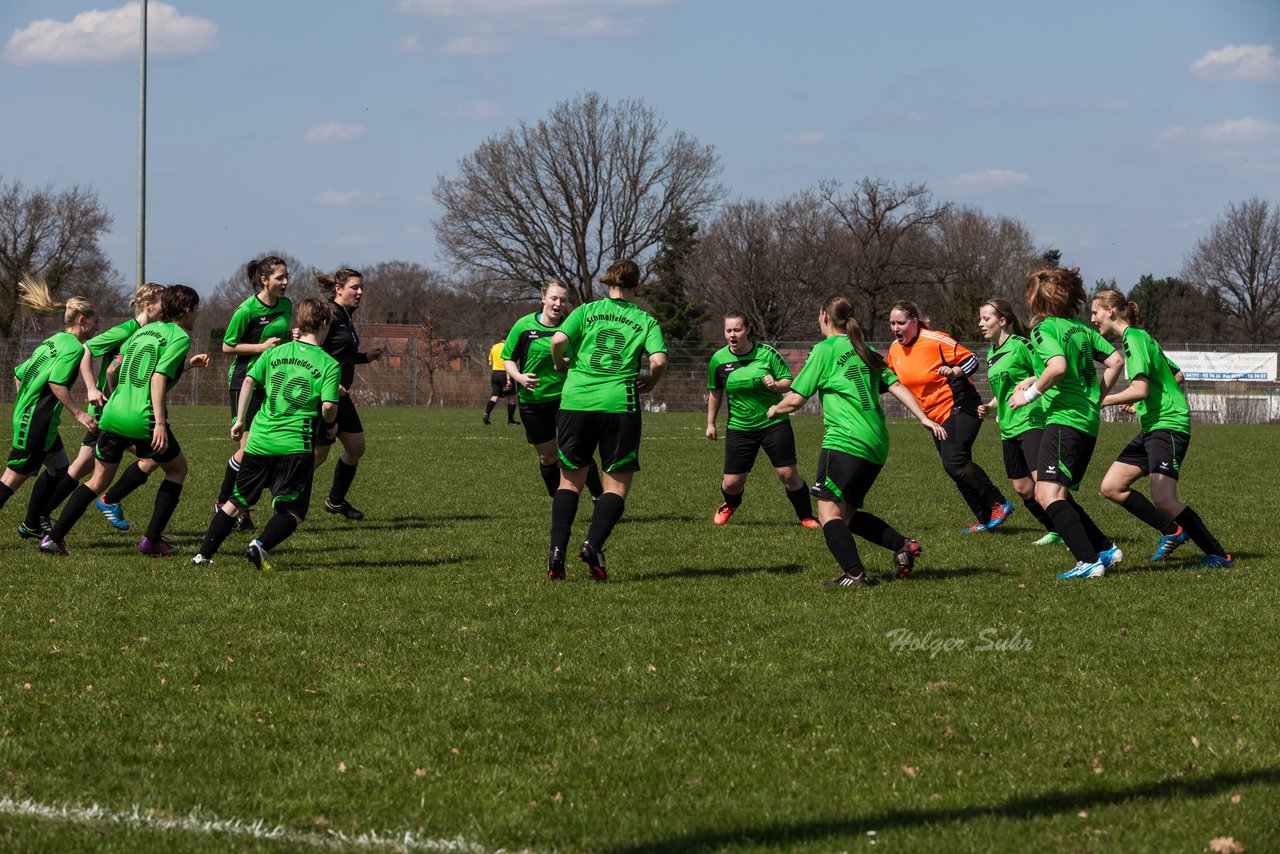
left=315, top=396, right=363, bottom=447
left=557, top=409, right=642, bottom=473
left=229, top=385, right=265, bottom=426
left=1002, top=429, right=1043, bottom=480
left=724, top=421, right=798, bottom=475
left=81, top=426, right=102, bottom=448
left=519, top=400, right=559, bottom=445
left=7, top=434, right=66, bottom=476
left=95, top=427, right=181, bottom=465
left=1037, top=424, right=1096, bottom=489
left=231, top=452, right=315, bottom=518
left=489, top=370, right=514, bottom=398
left=1114, top=429, right=1190, bottom=480
left=810, top=448, right=882, bottom=507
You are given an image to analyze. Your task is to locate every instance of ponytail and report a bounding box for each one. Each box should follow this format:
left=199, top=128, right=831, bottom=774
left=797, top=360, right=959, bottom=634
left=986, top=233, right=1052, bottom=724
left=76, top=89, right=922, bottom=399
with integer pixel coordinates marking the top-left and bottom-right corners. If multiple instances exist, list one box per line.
left=822, top=294, right=885, bottom=373
left=316, top=267, right=362, bottom=296
left=18, top=275, right=95, bottom=326
left=981, top=298, right=1029, bottom=338
left=1093, top=287, right=1140, bottom=326
left=246, top=256, right=287, bottom=292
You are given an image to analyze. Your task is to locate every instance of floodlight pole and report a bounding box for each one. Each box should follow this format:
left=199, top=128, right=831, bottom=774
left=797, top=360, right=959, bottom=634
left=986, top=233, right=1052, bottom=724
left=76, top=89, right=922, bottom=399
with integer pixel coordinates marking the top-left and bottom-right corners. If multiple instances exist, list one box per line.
left=136, top=0, right=148, bottom=289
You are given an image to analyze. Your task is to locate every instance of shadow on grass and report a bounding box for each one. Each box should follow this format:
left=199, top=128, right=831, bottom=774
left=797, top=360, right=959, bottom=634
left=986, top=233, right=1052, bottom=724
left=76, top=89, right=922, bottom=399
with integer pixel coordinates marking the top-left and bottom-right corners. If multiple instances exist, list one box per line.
left=905, top=566, right=1005, bottom=581
left=349, top=513, right=495, bottom=531
left=1118, top=551, right=1257, bottom=574
left=328, top=556, right=470, bottom=570
left=617, top=514, right=703, bottom=524
left=606, top=766, right=1280, bottom=853
left=632, top=563, right=806, bottom=582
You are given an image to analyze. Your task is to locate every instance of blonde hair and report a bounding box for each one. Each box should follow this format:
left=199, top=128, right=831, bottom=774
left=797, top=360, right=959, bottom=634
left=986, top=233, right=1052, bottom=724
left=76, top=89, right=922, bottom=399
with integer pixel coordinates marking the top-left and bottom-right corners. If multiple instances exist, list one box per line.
left=130, top=282, right=165, bottom=309
left=18, top=275, right=95, bottom=326
left=1092, top=287, right=1139, bottom=326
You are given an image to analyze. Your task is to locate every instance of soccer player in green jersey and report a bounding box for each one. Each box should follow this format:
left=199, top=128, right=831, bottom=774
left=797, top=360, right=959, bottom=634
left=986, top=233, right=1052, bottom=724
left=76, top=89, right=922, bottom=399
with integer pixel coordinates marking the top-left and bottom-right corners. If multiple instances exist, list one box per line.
left=1008, top=268, right=1126, bottom=579
left=706, top=310, right=817, bottom=528
left=767, top=295, right=946, bottom=587
left=976, top=298, right=1060, bottom=546
left=545, top=259, right=667, bottom=581
left=41, top=286, right=203, bottom=558
left=1092, top=289, right=1232, bottom=568
left=215, top=257, right=293, bottom=530
left=193, top=298, right=341, bottom=571
left=503, top=280, right=603, bottom=499
left=1, top=278, right=99, bottom=540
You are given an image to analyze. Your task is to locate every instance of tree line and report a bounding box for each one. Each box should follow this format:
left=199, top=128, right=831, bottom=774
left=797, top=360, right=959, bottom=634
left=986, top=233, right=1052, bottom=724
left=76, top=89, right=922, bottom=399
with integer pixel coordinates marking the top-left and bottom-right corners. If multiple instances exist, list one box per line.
left=3, top=92, right=1278, bottom=348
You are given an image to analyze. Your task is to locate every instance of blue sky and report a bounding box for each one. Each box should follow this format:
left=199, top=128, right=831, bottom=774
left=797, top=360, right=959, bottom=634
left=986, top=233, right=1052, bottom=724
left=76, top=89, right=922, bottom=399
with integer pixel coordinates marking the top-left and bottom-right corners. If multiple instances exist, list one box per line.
left=2, top=0, right=1277, bottom=296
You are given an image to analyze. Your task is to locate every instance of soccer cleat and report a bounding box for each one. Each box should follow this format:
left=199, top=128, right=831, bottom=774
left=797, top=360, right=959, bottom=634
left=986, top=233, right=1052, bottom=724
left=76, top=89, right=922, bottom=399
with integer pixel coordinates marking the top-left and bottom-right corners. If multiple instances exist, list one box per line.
left=799, top=517, right=820, bottom=529
left=893, top=539, right=922, bottom=580
left=713, top=503, right=735, bottom=526
left=546, top=546, right=566, bottom=580
left=985, top=500, right=1015, bottom=530
left=39, top=535, right=68, bottom=557
left=138, top=536, right=179, bottom=557
left=237, top=511, right=256, bottom=532
left=1191, top=553, right=1233, bottom=569
left=579, top=540, right=607, bottom=582
left=482, top=413, right=491, bottom=425
left=1034, top=532, right=1063, bottom=546
left=1150, top=526, right=1188, bottom=561
left=39, top=516, right=52, bottom=535
left=245, top=539, right=273, bottom=573
left=191, top=553, right=213, bottom=566
left=17, top=522, right=42, bottom=540
left=507, top=419, right=521, bottom=426
left=325, top=499, right=365, bottom=521
left=95, top=495, right=129, bottom=531
left=1098, top=545, right=1124, bottom=569
left=960, top=521, right=988, bottom=534
left=1057, top=560, right=1106, bottom=579
left=824, top=571, right=869, bottom=587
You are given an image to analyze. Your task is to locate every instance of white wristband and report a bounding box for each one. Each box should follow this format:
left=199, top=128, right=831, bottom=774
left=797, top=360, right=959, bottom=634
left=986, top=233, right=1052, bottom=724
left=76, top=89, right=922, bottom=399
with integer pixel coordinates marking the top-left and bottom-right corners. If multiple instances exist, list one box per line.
left=1023, top=383, right=1042, bottom=402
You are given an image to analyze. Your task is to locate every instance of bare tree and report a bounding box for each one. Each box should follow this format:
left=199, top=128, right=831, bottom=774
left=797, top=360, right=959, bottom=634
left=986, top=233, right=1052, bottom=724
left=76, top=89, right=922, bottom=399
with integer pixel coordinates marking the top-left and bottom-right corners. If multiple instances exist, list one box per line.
left=924, top=206, right=1040, bottom=336
left=818, top=178, right=947, bottom=332
left=1181, top=198, right=1280, bottom=344
left=0, top=178, right=122, bottom=339
left=434, top=92, right=723, bottom=305
left=360, top=260, right=452, bottom=325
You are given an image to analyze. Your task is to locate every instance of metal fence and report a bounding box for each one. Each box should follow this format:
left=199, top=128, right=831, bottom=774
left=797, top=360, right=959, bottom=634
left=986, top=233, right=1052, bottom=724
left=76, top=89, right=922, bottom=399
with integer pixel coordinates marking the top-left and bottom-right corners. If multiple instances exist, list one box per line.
left=2, top=337, right=1278, bottom=424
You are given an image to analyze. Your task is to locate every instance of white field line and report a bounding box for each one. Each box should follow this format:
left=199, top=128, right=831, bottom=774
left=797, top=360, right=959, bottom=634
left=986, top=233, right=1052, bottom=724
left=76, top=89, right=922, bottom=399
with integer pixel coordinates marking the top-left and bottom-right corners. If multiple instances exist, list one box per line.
left=0, top=796, right=501, bottom=852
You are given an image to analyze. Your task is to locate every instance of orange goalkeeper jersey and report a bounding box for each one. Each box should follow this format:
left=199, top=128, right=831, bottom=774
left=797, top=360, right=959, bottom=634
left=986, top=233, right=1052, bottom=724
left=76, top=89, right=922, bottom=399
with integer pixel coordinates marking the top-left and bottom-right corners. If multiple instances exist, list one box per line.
left=887, top=329, right=982, bottom=423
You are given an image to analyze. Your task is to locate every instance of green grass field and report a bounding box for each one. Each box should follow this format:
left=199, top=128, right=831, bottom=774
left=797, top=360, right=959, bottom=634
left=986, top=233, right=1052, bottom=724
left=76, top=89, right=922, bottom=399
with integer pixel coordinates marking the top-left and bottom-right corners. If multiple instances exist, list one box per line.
left=0, top=406, right=1276, bottom=852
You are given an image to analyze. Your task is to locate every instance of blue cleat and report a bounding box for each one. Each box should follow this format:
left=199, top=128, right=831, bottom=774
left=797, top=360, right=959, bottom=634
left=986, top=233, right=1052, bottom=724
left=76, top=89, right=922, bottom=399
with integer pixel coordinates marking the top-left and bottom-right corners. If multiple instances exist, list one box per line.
left=1057, top=560, right=1105, bottom=579
left=1191, top=553, right=1233, bottom=569
left=1150, top=526, right=1187, bottom=561
left=1098, top=545, right=1124, bottom=569
left=96, top=495, right=129, bottom=531
left=960, top=521, right=987, bottom=534
left=985, top=500, right=1015, bottom=530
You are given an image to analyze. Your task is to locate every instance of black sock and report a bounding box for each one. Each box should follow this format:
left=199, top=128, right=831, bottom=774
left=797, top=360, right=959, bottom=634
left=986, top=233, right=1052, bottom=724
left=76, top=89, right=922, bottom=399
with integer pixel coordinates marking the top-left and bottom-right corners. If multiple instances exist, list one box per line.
left=538, top=462, right=560, bottom=497
left=330, top=459, right=358, bottom=504
left=484, top=400, right=496, bottom=419
left=721, top=488, right=743, bottom=509
left=1174, top=506, right=1227, bottom=558
left=1022, top=497, right=1055, bottom=533
left=822, top=519, right=864, bottom=576
left=46, top=473, right=80, bottom=516
left=1066, top=494, right=1113, bottom=553
left=198, top=510, right=238, bottom=559
left=24, top=470, right=62, bottom=528
left=585, top=461, right=603, bottom=499
left=259, top=511, right=299, bottom=551
left=1121, top=491, right=1177, bottom=534
left=1045, top=499, right=1098, bottom=563
left=549, top=489, right=580, bottom=554
left=146, top=480, right=183, bottom=542
left=586, top=493, right=626, bottom=550
left=104, top=461, right=151, bottom=505
left=848, top=511, right=904, bottom=551
left=215, top=458, right=240, bottom=505
left=52, top=484, right=96, bottom=540
left=786, top=484, right=814, bottom=520
left=0, top=482, right=13, bottom=510
left=507, top=403, right=517, bottom=422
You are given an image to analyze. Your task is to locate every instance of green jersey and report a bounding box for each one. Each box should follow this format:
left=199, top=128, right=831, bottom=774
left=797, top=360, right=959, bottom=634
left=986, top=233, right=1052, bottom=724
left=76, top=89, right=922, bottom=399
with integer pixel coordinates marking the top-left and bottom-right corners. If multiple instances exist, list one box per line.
left=502, top=312, right=566, bottom=404
left=707, top=342, right=792, bottom=431
left=12, top=332, right=83, bottom=453
left=224, top=294, right=293, bottom=390
left=986, top=334, right=1046, bottom=439
left=84, top=318, right=140, bottom=419
left=1030, top=317, right=1115, bottom=436
left=791, top=336, right=898, bottom=465
left=1122, top=327, right=1190, bottom=434
left=559, top=297, right=666, bottom=413
left=99, top=322, right=191, bottom=440
left=244, top=341, right=341, bottom=456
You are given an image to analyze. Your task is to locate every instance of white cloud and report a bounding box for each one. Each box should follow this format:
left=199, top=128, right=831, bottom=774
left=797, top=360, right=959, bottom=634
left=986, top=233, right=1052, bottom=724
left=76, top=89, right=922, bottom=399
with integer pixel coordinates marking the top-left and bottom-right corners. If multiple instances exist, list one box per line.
left=1190, top=44, right=1280, bottom=82
left=552, top=16, right=648, bottom=37
left=441, top=36, right=510, bottom=55
left=393, top=33, right=424, bottom=54
left=1158, top=116, right=1280, bottom=146
left=4, top=1, right=218, bottom=65
left=441, top=100, right=504, bottom=121
left=949, top=169, right=1031, bottom=193
left=315, top=190, right=370, bottom=207
left=1156, top=117, right=1280, bottom=175
left=782, top=131, right=828, bottom=146
left=303, top=122, right=367, bottom=145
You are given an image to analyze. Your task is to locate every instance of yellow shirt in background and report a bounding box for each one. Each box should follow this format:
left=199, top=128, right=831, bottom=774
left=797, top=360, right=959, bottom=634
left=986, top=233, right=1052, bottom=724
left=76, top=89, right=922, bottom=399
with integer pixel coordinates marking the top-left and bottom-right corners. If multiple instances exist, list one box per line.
left=489, top=342, right=505, bottom=371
